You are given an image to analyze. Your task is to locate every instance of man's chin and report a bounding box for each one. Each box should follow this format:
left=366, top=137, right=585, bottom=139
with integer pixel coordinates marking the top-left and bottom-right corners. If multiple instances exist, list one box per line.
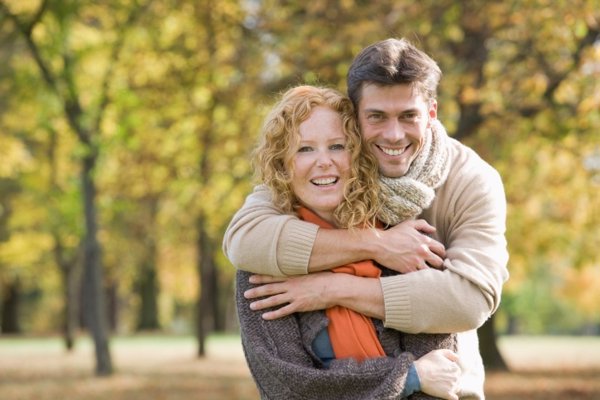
left=378, top=164, right=409, bottom=178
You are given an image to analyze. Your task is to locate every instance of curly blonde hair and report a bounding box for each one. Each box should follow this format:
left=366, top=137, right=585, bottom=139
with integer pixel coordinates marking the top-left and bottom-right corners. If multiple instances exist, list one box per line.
left=253, top=85, right=380, bottom=228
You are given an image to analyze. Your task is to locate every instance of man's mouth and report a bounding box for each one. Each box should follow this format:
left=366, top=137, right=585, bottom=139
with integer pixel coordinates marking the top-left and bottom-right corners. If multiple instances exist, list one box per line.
left=311, top=177, right=338, bottom=186
left=377, top=144, right=410, bottom=156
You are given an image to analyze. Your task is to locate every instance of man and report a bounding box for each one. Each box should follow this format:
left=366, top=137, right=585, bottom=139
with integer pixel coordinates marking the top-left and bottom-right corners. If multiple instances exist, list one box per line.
left=223, top=38, right=509, bottom=399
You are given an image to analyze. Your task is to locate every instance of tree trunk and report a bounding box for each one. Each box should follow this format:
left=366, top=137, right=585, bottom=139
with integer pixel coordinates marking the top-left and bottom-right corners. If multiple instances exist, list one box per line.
left=136, top=260, right=160, bottom=331
left=106, top=282, right=119, bottom=332
left=80, top=154, right=113, bottom=375
left=1, top=278, right=21, bottom=334
left=196, top=218, right=218, bottom=357
left=478, top=314, right=508, bottom=371
left=61, top=259, right=80, bottom=350
left=135, top=199, right=160, bottom=331
left=54, top=237, right=82, bottom=351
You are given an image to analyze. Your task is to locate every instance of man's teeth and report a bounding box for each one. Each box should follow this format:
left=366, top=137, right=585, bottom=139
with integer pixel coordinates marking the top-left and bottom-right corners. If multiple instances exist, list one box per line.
left=380, top=146, right=405, bottom=156
left=312, top=177, right=337, bottom=185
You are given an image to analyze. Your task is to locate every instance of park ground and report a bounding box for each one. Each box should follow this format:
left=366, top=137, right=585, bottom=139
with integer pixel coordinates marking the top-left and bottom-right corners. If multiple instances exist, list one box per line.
left=1, top=334, right=600, bottom=400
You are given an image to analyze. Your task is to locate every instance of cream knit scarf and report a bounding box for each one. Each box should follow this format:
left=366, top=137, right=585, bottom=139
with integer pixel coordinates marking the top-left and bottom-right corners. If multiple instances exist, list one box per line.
left=377, top=120, right=451, bottom=226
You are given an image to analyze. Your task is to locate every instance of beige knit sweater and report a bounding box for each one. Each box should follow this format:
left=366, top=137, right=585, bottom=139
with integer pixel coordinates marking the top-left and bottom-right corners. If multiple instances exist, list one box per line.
left=223, top=137, right=509, bottom=399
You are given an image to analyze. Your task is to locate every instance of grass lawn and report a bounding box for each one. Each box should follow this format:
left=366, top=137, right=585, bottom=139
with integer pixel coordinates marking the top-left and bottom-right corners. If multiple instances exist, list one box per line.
left=1, top=334, right=600, bottom=399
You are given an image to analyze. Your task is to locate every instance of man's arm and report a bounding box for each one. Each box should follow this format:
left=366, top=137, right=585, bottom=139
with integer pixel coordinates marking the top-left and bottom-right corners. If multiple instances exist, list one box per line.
left=244, top=272, right=386, bottom=320
left=310, top=220, right=445, bottom=273
left=222, top=185, right=317, bottom=276
left=381, top=163, right=509, bottom=333
left=224, top=186, right=446, bottom=276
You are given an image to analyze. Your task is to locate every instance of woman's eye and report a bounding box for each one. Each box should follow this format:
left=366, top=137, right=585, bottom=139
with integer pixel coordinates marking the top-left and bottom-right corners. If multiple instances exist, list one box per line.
left=330, top=143, right=346, bottom=151
left=298, top=146, right=312, bottom=153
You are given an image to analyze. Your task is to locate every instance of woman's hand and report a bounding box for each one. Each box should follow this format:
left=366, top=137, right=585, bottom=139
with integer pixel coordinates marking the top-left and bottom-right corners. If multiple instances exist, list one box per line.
left=413, top=349, right=461, bottom=400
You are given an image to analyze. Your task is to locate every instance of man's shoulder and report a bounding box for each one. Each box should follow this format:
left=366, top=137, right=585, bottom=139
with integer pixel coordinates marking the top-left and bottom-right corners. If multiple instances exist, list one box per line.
left=446, top=138, right=501, bottom=182
left=437, top=138, right=505, bottom=206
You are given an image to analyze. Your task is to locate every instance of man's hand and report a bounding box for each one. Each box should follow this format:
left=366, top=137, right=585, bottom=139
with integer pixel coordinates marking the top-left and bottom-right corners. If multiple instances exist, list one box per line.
left=244, top=272, right=335, bottom=320
left=369, top=219, right=446, bottom=273
left=244, top=272, right=385, bottom=320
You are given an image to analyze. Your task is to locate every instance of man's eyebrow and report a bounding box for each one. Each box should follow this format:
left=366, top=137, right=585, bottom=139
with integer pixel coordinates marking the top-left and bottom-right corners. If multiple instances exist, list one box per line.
left=362, top=108, right=420, bottom=114
left=400, top=108, right=420, bottom=114
left=362, top=108, right=385, bottom=113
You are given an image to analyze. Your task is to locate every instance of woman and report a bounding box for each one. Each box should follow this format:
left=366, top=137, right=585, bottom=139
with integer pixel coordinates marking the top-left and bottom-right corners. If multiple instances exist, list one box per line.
left=235, top=85, right=460, bottom=400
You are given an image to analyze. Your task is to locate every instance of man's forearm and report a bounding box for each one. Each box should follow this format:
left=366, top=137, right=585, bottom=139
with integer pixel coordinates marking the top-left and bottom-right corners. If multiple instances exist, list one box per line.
left=381, top=270, right=492, bottom=334
left=328, top=274, right=385, bottom=320
left=306, top=228, right=379, bottom=272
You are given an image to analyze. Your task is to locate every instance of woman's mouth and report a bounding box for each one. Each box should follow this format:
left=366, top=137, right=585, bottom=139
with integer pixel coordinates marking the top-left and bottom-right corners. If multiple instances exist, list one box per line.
left=311, top=177, right=338, bottom=186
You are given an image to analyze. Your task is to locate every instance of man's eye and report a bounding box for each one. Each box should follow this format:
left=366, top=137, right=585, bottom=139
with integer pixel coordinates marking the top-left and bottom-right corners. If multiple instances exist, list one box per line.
left=330, top=143, right=346, bottom=151
left=298, top=146, right=312, bottom=153
left=367, top=113, right=384, bottom=122
left=402, top=113, right=418, bottom=121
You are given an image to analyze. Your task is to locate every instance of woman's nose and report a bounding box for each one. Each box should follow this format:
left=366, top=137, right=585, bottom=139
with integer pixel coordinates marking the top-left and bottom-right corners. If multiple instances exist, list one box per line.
left=316, top=151, right=333, bottom=168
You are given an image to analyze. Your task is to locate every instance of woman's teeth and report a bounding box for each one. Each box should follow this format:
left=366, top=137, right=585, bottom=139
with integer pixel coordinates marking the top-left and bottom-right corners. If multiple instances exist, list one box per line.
left=311, top=177, right=337, bottom=186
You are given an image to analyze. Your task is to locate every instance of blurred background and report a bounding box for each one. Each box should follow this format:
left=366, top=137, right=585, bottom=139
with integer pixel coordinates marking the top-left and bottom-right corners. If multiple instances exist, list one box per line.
left=0, top=0, right=599, bottom=399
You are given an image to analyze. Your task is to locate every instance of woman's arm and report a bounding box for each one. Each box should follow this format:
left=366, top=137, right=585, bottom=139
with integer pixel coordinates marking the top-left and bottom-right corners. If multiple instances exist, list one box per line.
left=237, top=270, right=413, bottom=400
left=236, top=270, right=459, bottom=400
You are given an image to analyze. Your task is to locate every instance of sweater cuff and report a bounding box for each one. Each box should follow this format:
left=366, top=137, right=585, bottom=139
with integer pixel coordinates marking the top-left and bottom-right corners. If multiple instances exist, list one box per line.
left=276, top=220, right=319, bottom=275
left=380, top=275, right=412, bottom=330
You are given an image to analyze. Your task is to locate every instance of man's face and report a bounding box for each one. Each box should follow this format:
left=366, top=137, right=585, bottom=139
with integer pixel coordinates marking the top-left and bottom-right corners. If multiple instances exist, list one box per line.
left=357, top=83, right=437, bottom=178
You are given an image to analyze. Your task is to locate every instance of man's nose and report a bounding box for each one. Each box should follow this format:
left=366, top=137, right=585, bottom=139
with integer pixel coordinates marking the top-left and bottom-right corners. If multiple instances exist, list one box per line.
left=383, top=119, right=405, bottom=142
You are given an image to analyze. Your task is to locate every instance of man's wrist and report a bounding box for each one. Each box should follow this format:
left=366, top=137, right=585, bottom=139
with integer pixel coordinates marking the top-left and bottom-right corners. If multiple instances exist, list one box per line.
left=328, top=274, right=385, bottom=320
left=348, top=227, right=380, bottom=261
left=308, top=228, right=376, bottom=272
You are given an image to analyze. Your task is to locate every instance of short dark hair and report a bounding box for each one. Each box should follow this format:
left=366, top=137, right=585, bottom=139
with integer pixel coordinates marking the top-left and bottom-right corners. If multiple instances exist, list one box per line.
left=347, top=38, right=442, bottom=108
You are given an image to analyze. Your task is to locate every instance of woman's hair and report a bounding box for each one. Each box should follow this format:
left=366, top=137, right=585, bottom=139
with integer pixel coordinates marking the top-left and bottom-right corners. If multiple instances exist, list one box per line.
left=347, top=38, right=442, bottom=109
left=253, top=85, right=380, bottom=228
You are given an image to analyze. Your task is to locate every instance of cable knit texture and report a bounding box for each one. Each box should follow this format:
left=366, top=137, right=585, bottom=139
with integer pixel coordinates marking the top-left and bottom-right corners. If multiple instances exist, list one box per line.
left=378, top=120, right=450, bottom=226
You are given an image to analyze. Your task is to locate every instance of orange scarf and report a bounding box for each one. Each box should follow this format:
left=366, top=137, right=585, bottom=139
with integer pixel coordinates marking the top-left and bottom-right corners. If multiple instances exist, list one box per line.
left=297, top=207, right=385, bottom=362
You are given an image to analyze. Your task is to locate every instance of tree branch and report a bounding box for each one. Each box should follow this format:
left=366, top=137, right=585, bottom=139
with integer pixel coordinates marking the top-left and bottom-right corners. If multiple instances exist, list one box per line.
left=93, top=0, right=154, bottom=134
left=516, top=21, right=600, bottom=119
left=0, top=0, right=59, bottom=95
left=542, top=23, right=600, bottom=104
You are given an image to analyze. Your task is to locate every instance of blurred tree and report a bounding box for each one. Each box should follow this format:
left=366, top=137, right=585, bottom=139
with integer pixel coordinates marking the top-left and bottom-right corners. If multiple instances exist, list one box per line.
left=0, top=0, right=153, bottom=375
left=151, top=0, right=266, bottom=356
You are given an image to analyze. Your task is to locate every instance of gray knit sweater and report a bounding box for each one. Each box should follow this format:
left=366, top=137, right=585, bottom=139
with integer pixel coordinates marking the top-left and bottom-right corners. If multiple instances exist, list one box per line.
left=236, top=270, right=456, bottom=400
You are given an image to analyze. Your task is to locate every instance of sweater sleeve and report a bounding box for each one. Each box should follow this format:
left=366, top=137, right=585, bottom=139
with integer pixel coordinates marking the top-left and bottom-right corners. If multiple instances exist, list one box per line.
left=222, top=185, right=318, bottom=276
left=235, top=270, right=446, bottom=400
left=382, top=158, right=509, bottom=334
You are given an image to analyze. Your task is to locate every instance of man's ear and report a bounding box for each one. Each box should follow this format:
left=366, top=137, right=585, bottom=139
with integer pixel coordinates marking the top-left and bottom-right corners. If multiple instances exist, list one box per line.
left=428, top=99, right=438, bottom=121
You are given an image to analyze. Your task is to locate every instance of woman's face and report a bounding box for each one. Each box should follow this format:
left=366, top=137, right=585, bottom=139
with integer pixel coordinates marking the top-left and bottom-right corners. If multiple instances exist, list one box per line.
left=290, top=106, right=351, bottom=224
